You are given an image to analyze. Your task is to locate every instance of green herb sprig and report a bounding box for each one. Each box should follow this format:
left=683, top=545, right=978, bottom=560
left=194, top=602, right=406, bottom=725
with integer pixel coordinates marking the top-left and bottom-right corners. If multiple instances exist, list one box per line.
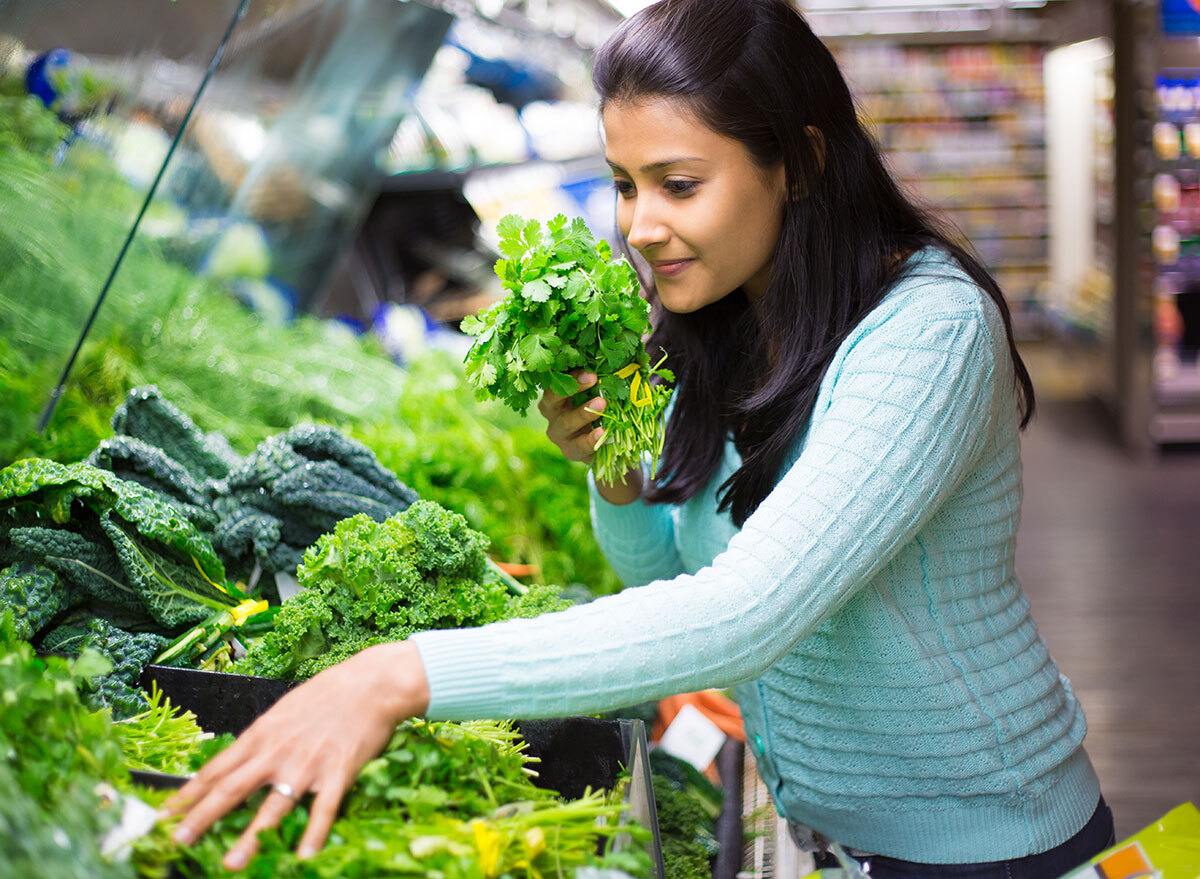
left=462, top=214, right=674, bottom=486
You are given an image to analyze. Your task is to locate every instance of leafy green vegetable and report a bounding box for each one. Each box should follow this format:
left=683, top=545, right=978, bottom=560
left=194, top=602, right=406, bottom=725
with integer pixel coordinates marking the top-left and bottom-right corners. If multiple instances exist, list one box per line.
left=0, top=761, right=132, bottom=879
left=109, top=385, right=242, bottom=483
left=210, top=422, right=421, bottom=581
left=0, top=561, right=67, bottom=640
left=0, top=611, right=135, bottom=878
left=115, top=685, right=215, bottom=775
left=136, top=719, right=649, bottom=879
left=238, top=500, right=568, bottom=680
left=41, top=615, right=168, bottom=719
left=651, top=770, right=721, bottom=879
left=0, top=458, right=236, bottom=631
left=7, top=523, right=144, bottom=618
left=462, top=214, right=674, bottom=485
left=0, top=458, right=225, bottom=585
left=0, top=608, right=141, bottom=877
left=88, top=434, right=219, bottom=533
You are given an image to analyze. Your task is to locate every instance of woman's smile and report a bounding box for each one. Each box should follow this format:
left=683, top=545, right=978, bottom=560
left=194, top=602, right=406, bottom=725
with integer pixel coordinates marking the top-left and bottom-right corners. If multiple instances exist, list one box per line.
left=650, top=258, right=696, bottom=277
left=603, top=96, right=786, bottom=311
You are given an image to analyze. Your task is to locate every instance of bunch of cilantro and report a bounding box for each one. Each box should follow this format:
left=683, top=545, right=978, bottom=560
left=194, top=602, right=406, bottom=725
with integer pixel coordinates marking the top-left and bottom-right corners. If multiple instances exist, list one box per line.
left=462, top=214, right=673, bottom=485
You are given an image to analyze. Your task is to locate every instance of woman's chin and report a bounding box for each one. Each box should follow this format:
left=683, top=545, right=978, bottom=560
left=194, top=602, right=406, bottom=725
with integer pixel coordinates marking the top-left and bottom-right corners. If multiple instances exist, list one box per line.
left=657, top=288, right=706, bottom=314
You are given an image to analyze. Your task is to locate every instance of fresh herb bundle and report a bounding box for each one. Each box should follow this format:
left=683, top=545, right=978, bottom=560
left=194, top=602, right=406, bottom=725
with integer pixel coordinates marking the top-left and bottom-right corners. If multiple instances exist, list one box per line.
left=462, top=214, right=674, bottom=486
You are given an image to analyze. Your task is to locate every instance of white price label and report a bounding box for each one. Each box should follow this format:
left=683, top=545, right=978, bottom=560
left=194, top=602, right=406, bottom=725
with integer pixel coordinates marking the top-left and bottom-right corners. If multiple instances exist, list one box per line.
left=658, top=703, right=726, bottom=771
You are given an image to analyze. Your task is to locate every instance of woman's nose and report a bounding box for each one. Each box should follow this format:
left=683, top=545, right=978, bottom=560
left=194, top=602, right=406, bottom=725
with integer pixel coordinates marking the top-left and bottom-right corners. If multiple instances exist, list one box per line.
left=625, top=203, right=669, bottom=252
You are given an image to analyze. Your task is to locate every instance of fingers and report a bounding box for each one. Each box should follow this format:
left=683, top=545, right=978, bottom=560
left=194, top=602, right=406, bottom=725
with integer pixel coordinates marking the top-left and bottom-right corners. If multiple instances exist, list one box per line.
left=538, top=370, right=597, bottom=416
left=171, top=757, right=274, bottom=846
left=297, top=770, right=351, bottom=859
left=163, top=719, right=271, bottom=816
left=223, top=783, right=304, bottom=871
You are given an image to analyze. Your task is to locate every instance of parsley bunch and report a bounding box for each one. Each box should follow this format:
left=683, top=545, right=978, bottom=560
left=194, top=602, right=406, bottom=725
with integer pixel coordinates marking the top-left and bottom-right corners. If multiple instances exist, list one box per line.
left=462, top=214, right=674, bottom=485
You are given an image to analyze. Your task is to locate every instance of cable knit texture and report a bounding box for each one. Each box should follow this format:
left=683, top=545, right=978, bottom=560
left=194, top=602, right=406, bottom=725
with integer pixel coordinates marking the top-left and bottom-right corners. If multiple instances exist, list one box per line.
left=411, top=247, right=1099, bottom=863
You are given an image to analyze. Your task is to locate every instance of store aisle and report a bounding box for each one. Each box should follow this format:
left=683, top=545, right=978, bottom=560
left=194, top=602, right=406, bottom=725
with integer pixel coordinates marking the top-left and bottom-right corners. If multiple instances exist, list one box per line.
left=1015, top=400, right=1200, bottom=838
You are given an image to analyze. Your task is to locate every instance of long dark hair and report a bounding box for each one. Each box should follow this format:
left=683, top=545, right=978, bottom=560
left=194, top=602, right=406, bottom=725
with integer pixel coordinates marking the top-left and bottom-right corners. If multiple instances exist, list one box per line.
left=592, top=0, right=1035, bottom=527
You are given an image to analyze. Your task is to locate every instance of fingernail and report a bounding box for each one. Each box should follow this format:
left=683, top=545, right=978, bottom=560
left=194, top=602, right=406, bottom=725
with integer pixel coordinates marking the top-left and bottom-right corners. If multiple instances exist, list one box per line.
left=173, top=826, right=195, bottom=845
left=225, top=850, right=249, bottom=870
left=581, top=373, right=596, bottom=385
left=593, top=398, right=606, bottom=411
left=156, top=808, right=172, bottom=822
left=297, top=844, right=317, bottom=860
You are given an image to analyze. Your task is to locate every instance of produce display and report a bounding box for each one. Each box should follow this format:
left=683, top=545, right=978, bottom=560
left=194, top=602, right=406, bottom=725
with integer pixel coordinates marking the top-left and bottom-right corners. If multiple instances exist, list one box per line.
left=0, top=610, right=649, bottom=879
left=0, top=60, right=689, bottom=879
left=463, top=214, right=674, bottom=486
left=353, top=353, right=625, bottom=595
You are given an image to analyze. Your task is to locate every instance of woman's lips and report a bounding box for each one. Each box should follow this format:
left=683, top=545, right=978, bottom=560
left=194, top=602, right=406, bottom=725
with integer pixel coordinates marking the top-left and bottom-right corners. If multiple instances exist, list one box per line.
left=651, top=258, right=695, bottom=277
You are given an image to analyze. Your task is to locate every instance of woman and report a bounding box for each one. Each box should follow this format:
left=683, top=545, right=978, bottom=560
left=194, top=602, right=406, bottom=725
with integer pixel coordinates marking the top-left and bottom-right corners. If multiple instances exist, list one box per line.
left=165, top=1, right=1115, bottom=874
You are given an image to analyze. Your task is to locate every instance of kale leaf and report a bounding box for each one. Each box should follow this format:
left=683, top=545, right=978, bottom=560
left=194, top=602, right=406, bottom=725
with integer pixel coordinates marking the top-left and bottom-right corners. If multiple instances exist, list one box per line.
left=238, top=500, right=568, bottom=680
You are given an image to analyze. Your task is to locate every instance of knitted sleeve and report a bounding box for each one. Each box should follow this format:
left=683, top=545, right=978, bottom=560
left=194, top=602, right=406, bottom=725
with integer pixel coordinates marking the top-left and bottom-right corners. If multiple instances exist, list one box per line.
left=586, top=469, right=685, bottom=588
left=410, top=305, right=999, bottom=719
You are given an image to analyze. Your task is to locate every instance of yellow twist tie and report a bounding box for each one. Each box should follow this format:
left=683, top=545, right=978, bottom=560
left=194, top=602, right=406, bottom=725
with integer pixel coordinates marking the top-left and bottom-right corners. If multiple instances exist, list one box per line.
left=231, top=598, right=269, bottom=627
left=615, top=362, right=654, bottom=408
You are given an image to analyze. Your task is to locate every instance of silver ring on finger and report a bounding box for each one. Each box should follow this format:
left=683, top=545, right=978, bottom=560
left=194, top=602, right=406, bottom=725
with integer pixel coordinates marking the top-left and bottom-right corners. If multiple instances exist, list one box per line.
left=271, top=782, right=301, bottom=801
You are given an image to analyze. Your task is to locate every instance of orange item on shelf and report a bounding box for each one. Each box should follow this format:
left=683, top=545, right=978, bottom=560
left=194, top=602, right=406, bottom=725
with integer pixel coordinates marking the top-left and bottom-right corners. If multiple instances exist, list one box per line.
left=492, top=561, right=540, bottom=577
left=653, top=690, right=746, bottom=745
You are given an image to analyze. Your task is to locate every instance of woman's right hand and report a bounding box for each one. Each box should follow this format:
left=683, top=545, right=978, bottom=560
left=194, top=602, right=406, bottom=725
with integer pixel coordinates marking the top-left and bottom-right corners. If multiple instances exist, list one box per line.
left=538, top=371, right=642, bottom=505
left=538, top=371, right=607, bottom=464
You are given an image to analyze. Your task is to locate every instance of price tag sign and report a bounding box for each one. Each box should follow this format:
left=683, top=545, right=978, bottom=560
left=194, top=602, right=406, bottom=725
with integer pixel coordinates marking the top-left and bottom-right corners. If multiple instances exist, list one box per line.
left=658, top=703, right=727, bottom=771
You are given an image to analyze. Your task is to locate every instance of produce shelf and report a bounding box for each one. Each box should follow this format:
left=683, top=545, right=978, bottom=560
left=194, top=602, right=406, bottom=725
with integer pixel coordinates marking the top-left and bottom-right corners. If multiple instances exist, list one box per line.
left=138, top=665, right=666, bottom=878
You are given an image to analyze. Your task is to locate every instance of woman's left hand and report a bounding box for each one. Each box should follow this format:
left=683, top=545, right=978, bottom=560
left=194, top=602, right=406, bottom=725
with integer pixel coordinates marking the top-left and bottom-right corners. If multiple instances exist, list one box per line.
left=160, top=640, right=430, bottom=871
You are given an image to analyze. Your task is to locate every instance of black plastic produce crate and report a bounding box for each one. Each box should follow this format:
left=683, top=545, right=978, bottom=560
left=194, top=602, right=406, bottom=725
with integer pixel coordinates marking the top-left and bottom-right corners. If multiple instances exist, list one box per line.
left=136, top=665, right=665, bottom=878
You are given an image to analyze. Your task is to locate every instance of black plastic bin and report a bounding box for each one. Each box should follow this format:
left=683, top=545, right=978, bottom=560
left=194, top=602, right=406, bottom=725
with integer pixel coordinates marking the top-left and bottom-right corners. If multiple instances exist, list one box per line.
left=136, top=665, right=665, bottom=878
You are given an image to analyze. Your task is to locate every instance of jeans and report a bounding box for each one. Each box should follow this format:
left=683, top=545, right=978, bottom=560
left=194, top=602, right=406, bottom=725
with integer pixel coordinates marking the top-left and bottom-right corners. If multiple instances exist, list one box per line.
left=811, top=797, right=1116, bottom=879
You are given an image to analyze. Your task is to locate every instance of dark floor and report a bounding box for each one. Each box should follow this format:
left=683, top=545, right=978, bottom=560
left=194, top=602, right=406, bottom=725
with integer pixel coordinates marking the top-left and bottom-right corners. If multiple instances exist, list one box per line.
left=1015, top=399, right=1200, bottom=839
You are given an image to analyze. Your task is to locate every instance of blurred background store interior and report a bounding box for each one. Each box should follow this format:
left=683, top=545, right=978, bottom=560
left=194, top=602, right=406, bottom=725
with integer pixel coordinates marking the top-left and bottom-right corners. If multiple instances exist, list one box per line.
left=1, top=0, right=1197, bottom=854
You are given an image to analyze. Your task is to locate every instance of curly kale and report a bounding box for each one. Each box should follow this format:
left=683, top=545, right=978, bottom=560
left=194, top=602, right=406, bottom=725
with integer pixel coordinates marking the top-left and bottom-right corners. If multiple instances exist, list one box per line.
left=652, top=774, right=720, bottom=879
left=661, top=836, right=713, bottom=879
left=0, top=562, right=67, bottom=640
left=238, top=501, right=566, bottom=680
left=110, top=385, right=241, bottom=482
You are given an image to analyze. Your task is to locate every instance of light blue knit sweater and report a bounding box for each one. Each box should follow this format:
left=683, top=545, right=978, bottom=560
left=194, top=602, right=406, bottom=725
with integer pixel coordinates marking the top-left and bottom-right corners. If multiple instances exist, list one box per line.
left=411, top=247, right=1100, bottom=863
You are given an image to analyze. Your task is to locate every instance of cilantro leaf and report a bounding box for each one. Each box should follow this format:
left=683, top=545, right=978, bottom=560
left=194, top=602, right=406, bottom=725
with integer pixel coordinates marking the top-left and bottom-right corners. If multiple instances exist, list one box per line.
left=463, top=215, right=675, bottom=484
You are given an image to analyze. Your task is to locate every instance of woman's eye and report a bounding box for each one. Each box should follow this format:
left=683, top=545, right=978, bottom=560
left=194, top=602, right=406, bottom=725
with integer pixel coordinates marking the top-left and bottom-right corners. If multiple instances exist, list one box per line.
left=664, top=179, right=698, bottom=196
left=612, top=180, right=635, bottom=198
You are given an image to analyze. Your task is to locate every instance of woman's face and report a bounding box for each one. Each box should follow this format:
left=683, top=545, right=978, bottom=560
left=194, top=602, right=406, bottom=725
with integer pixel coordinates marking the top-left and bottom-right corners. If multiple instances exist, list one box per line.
left=603, top=96, right=786, bottom=313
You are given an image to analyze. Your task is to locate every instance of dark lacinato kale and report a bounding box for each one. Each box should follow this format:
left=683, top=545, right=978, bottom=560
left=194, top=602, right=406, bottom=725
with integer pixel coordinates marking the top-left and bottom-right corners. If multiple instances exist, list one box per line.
left=110, top=385, right=241, bottom=482
left=0, top=458, right=236, bottom=642
left=212, top=424, right=420, bottom=580
left=88, top=434, right=218, bottom=532
left=0, top=562, right=65, bottom=640
left=41, top=615, right=168, bottom=719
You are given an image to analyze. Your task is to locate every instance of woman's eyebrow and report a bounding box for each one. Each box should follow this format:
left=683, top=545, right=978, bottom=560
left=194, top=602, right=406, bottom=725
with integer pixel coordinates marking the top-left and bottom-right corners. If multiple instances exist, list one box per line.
left=606, top=156, right=707, bottom=172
